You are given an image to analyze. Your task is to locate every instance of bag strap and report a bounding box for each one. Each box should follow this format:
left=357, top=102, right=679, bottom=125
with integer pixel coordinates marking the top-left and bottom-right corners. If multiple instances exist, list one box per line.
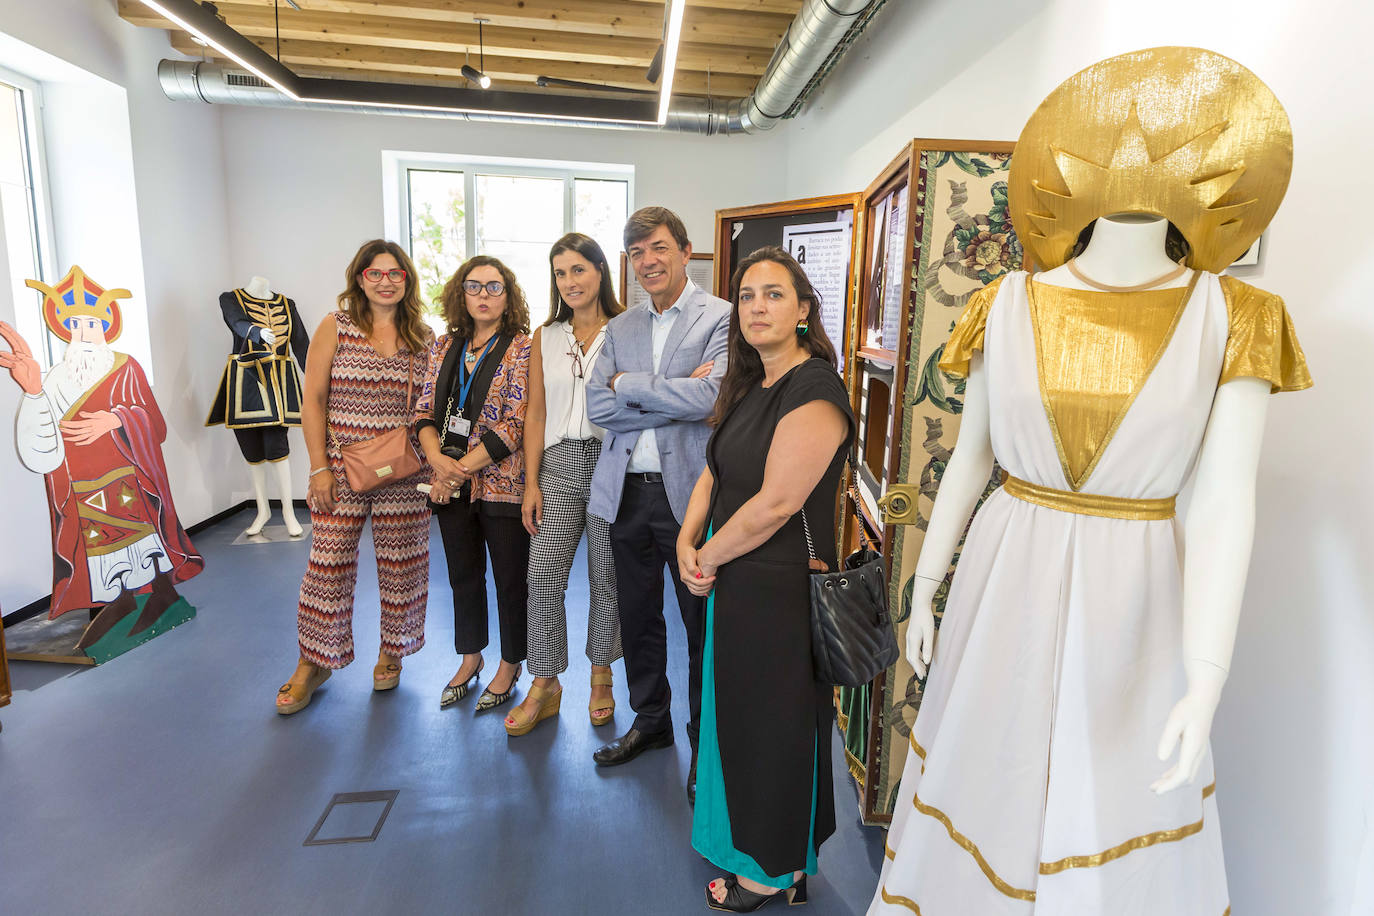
left=800, top=508, right=819, bottom=563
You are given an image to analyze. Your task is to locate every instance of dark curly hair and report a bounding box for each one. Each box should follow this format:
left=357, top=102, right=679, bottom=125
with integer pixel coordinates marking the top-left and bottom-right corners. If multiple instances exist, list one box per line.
left=439, top=255, right=531, bottom=338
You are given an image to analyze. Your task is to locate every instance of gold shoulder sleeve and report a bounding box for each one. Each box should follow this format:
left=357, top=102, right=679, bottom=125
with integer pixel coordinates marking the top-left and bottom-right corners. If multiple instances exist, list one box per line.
left=1218, top=275, right=1313, bottom=393
left=937, top=275, right=1006, bottom=378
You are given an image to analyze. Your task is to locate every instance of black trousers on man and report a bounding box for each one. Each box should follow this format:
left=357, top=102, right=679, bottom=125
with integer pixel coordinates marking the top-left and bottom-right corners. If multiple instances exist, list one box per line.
left=610, top=473, right=704, bottom=745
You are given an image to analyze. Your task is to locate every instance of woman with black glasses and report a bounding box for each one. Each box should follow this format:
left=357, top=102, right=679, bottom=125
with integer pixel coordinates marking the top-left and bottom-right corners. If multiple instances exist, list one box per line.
left=504, top=233, right=626, bottom=736
left=414, top=256, right=532, bottom=713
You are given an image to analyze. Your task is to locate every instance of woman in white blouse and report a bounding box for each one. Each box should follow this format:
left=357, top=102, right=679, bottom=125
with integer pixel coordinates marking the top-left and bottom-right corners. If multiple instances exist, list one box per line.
left=506, top=233, right=627, bottom=736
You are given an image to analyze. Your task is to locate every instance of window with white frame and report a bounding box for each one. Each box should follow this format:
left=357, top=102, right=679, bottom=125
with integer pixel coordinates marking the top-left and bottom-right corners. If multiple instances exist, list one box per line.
left=0, top=67, right=56, bottom=367
left=389, top=154, right=632, bottom=324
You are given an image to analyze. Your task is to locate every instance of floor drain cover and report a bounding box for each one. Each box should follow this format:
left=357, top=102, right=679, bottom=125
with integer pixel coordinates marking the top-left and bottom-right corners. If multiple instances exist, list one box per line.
left=303, top=790, right=399, bottom=846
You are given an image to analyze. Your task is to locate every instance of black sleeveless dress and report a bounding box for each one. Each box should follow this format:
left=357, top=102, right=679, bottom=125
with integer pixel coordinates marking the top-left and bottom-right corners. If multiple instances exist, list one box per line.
left=691, top=358, right=855, bottom=882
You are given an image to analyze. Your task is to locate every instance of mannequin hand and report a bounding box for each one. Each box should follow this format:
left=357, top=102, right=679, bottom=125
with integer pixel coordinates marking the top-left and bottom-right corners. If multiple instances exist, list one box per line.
left=905, top=576, right=939, bottom=678
left=308, top=470, right=337, bottom=515
left=0, top=321, right=43, bottom=395
left=61, top=410, right=122, bottom=445
left=522, top=486, right=543, bottom=536
left=1151, top=660, right=1227, bottom=794
left=258, top=328, right=277, bottom=346
left=678, top=541, right=716, bottom=596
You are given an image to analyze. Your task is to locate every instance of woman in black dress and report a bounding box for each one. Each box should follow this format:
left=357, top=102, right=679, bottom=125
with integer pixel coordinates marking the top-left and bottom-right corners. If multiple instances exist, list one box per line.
left=677, top=247, right=853, bottom=911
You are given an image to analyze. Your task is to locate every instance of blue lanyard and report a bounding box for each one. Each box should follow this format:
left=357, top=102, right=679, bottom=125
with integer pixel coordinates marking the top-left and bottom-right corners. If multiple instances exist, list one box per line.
left=455, top=334, right=498, bottom=413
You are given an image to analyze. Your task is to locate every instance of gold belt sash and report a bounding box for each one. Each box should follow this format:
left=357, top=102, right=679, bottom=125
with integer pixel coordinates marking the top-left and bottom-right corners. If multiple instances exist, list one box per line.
left=1002, top=474, right=1175, bottom=521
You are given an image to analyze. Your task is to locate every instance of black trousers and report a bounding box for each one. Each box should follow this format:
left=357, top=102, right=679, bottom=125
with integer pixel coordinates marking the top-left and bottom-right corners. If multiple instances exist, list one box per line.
left=610, top=474, right=704, bottom=743
left=233, top=425, right=289, bottom=463
left=434, top=497, right=529, bottom=664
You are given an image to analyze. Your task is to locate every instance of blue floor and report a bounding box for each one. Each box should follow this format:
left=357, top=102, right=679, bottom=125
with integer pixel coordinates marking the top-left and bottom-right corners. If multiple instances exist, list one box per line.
left=0, top=508, right=886, bottom=915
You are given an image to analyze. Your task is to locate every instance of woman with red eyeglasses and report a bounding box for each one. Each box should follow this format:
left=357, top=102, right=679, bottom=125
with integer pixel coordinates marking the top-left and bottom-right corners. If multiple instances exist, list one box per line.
left=413, top=256, right=533, bottom=714
left=276, top=239, right=434, bottom=714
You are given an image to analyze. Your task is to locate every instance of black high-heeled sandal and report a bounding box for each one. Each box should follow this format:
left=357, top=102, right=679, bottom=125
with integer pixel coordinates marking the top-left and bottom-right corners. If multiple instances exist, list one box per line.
left=474, top=663, right=521, bottom=712
left=705, top=875, right=807, bottom=912
left=440, top=658, right=485, bottom=709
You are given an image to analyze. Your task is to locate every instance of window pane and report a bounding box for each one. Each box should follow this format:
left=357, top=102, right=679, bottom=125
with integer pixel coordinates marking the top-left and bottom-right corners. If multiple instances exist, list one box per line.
left=0, top=84, right=25, bottom=185
left=407, top=169, right=466, bottom=315
left=574, top=178, right=629, bottom=275
left=475, top=174, right=563, bottom=320
left=0, top=81, right=49, bottom=367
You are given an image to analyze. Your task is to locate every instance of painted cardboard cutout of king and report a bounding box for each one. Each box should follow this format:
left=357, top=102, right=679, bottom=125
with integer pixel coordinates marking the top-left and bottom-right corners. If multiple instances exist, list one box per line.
left=0, top=266, right=202, bottom=657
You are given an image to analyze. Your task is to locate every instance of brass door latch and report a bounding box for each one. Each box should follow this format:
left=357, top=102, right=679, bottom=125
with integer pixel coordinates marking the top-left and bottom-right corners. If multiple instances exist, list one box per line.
left=877, top=483, right=921, bottom=525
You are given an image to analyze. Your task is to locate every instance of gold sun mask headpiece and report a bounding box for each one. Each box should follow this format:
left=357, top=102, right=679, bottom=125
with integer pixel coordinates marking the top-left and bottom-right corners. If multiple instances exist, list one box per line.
left=1009, top=47, right=1293, bottom=273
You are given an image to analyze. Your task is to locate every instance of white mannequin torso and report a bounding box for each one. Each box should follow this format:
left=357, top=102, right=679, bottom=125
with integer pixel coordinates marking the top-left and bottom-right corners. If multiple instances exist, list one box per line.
left=244, top=276, right=273, bottom=300
left=905, top=215, right=1271, bottom=793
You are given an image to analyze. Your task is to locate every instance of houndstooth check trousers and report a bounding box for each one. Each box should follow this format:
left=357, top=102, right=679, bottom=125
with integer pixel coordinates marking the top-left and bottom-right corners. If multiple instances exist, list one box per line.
left=526, top=438, right=622, bottom=677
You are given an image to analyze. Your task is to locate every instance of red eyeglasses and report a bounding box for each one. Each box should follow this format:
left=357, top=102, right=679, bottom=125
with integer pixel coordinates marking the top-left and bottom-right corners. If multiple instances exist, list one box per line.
left=361, top=268, right=407, bottom=283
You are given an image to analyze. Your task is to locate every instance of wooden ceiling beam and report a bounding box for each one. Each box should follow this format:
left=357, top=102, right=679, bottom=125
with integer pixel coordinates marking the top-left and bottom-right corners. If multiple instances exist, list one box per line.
left=151, top=0, right=798, bottom=48
left=685, top=0, right=803, bottom=13
left=121, top=2, right=774, bottom=71
left=169, top=33, right=757, bottom=97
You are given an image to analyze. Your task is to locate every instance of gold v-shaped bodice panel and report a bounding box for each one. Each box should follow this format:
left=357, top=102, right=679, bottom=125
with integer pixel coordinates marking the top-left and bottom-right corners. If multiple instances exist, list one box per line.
left=1025, top=274, right=1201, bottom=491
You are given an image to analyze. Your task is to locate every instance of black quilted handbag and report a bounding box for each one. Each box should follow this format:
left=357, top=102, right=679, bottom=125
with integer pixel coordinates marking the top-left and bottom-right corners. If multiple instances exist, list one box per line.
left=802, top=507, right=898, bottom=688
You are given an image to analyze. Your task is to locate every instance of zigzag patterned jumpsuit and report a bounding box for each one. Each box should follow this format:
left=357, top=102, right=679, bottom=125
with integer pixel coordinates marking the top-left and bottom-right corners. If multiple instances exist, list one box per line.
left=296, top=311, right=431, bottom=668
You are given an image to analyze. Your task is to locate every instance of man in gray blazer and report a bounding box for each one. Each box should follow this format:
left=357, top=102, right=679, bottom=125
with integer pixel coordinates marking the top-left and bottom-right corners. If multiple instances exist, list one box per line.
left=586, top=207, right=729, bottom=798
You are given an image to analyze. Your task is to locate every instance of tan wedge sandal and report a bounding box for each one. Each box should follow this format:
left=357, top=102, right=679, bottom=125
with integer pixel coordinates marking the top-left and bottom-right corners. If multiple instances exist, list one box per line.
left=589, top=669, right=615, bottom=726
left=373, top=661, right=401, bottom=691
left=276, top=664, right=331, bottom=715
left=504, top=683, right=562, bottom=736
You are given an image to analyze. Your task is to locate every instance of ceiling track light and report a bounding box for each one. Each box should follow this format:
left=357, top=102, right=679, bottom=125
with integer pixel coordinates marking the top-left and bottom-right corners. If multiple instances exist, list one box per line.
left=656, top=0, right=686, bottom=124
left=461, top=65, right=491, bottom=90
left=537, top=76, right=655, bottom=96
left=460, top=17, right=492, bottom=89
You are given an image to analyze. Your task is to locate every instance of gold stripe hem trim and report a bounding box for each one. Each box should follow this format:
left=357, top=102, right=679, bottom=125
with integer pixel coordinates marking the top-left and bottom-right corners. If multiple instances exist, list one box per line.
left=1039, top=781, right=1217, bottom=875
left=1002, top=474, right=1176, bottom=520
left=879, top=886, right=923, bottom=913
left=911, top=790, right=1037, bottom=901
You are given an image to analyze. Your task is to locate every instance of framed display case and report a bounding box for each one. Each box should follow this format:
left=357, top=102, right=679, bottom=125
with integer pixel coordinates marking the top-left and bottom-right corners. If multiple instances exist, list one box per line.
left=838, top=139, right=1022, bottom=824
left=714, top=194, right=862, bottom=375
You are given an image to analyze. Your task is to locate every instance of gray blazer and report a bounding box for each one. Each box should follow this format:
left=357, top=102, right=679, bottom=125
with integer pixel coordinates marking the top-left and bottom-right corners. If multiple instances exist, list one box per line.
left=587, top=283, right=731, bottom=524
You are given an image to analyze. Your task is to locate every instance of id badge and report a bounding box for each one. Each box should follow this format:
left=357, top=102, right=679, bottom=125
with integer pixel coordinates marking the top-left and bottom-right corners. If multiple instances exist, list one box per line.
left=448, top=414, right=472, bottom=437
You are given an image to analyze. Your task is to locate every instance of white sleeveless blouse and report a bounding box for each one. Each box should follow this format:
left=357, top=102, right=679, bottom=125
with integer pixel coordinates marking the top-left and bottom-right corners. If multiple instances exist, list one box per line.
left=540, top=320, right=607, bottom=448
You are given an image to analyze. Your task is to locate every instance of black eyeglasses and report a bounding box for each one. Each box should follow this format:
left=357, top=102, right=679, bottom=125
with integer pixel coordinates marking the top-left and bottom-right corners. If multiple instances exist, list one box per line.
left=463, top=279, right=506, bottom=296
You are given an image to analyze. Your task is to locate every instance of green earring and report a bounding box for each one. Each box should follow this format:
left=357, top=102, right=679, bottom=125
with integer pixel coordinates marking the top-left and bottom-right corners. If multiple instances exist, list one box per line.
left=796, top=320, right=809, bottom=336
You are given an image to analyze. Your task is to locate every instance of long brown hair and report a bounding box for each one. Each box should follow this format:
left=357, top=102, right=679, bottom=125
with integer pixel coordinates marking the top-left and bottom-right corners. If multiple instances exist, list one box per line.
left=338, top=239, right=432, bottom=353
left=439, top=255, right=531, bottom=338
left=545, top=232, right=625, bottom=326
left=710, top=246, right=837, bottom=427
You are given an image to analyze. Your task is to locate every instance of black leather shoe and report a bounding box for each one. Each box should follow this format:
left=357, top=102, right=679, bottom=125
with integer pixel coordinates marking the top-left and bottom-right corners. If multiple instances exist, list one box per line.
left=593, top=726, right=674, bottom=767
left=687, top=747, right=698, bottom=805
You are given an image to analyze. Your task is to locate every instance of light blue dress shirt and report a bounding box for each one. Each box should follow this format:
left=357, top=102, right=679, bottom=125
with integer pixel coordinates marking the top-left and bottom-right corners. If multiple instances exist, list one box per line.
left=626, top=278, right=696, bottom=473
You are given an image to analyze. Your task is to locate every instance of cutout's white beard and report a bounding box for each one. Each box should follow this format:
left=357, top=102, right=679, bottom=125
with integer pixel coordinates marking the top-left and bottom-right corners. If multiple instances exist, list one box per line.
left=64, top=339, right=116, bottom=390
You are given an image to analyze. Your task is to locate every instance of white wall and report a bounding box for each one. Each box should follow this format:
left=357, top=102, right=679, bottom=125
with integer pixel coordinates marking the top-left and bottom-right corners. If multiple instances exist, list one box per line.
left=778, top=2, right=1374, bottom=912
left=216, top=104, right=791, bottom=498
left=0, top=0, right=234, bottom=613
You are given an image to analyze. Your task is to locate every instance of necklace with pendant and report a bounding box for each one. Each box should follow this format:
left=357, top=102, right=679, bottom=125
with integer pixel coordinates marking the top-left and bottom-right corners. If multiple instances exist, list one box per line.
left=466, top=333, right=493, bottom=365
left=572, top=320, right=604, bottom=353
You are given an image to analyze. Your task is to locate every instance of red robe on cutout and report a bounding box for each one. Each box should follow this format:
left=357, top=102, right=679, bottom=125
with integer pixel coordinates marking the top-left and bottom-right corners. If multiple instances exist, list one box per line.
left=41, top=354, right=203, bottom=617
